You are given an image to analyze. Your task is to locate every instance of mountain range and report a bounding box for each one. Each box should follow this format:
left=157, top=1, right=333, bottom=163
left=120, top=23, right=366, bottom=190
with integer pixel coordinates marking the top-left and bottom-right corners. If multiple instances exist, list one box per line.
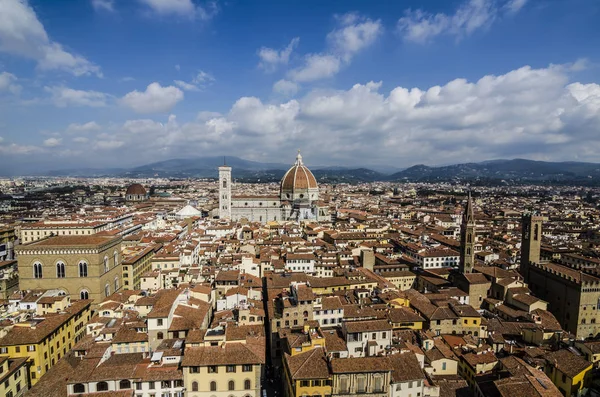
left=28, top=157, right=600, bottom=185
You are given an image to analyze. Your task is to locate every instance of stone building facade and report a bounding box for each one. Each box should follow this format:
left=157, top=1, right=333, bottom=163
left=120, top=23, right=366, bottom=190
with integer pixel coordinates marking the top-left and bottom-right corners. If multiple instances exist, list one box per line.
left=16, top=235, right=123, bottom=305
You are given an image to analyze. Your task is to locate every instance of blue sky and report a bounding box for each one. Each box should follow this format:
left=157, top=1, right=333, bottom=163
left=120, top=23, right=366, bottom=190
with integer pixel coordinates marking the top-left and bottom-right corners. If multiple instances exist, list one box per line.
left=1, top=0, right=600, bottom=174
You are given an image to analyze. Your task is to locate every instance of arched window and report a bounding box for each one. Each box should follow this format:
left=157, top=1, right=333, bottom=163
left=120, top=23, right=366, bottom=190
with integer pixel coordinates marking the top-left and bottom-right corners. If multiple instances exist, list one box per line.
left=467, top=233, right=472, bottom=243
left=80, top=290, right=89, bottom=300
left=244, top=379, right=251, bottom=390
left=73, top=384, right=85, bottom=393
left=192, top=381, right=199, bottom=391
left=96, top=381, right=108, bottom=392
left=104, top=284, right=110, bottom=297
left=210, top=381, right=217, bottom=392
left=114, top=251, right=119, bottom=267
left=466, top=248, right=471, bottom=255
left=79, top=261, right=88, bottom=277
left=56, top=262, right=65, bottom=278
left=114, top=277, right=119, bottom=291
left=228, top=380, right=235, bottom=391
left=33, top=262, right=43, bottom=279
left=104, top=256, right=109, bottom=273
left=303, top=311, right=309, bottom=318
left=157, top=332, right=164, bottom=340
left=119, top=380, right=131, bottom=389
left=533, top=224, right=539, bottom=241
left=223, top=180, right=227, bottom=188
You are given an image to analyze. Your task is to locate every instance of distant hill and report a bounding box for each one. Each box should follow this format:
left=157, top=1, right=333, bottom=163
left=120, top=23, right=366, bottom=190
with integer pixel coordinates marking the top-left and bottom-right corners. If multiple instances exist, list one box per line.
left=37, top=157, right=600, bottom=185
left=387, top=159, right=600, bottom=184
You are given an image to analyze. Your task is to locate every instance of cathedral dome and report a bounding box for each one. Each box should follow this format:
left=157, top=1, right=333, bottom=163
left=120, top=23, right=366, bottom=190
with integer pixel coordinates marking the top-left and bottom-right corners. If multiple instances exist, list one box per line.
left=280, top=151, right=318, bottom=201
left=126, top=184, right=147, bottom=196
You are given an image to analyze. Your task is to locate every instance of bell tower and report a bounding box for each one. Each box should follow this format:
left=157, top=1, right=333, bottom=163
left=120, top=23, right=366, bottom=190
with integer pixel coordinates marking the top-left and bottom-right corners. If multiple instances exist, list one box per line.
left=520, top=212, right=544, bottom=282
left=218, top=161, right=232, bottom=219
left=459, top=191, right=476, bottom=274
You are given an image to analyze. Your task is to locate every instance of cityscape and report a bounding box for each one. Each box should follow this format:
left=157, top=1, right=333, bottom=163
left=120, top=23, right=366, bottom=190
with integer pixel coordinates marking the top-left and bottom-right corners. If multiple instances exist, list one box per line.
left=1, top=1, right=600, bottom=397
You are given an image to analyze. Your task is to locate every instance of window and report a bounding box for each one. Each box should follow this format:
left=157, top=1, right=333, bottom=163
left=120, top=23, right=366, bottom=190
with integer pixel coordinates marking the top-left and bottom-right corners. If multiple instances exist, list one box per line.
left=227, top=365, right=236, bottom=373
left=157, top=319, right=163, bottom=326
left=442, top=362, right=447, bottom=370
left=242, top=364, right=252, bottom=372
left=244, top=379, right=251, bottom=390
left=73, top=384, right=85, bottom=394
left=104, top=256, right=109, bottom=273
left=340, top=377, right=349, bottom=394
left=14, top=346, right=20, bottom=353
left=149, top=381, right=155, bottom=389
left=96, top=381, right=109, bottom=392
left=104, top=284, right=110, bottom=297
left=208, top=366, right=218, bottom=373
left=381, top=332, right=387, bottom=339
left=210, top=381, right=217, bottom=391
left=79, top=261, right=88, bottom=277
left=357, top=376, right=366, bottom=393
left=228, top=380, right=235, bottom=391
left=114, top=277, right=120, bottom=291
left=114, top=251, right=118, bottom=267
left=56, top=262, right=65, bottom=278
left=28, top=345, right=35, bottom=352
left=192, top=382, right=198, bottom=392
left=80, top=290, right=89, bottom=300
left=157, top=332, right=164, bottom=340
left=300, top=381, right=310, bottom=387
left=33, top=262, right=43, bottom=279
left=120, top=380, right=131, bottom=389
left=190, top=367, right=200, bottom=374
left=374, top=376, right=383, bottom=393
left=0, top=348, right=6, bottom=354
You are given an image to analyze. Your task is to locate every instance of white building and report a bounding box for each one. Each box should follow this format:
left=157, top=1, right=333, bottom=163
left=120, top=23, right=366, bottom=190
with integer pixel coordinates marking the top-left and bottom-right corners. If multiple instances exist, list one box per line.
left=342, top=319, right=392, bottom=358
left=218, top=152, right=329, bottom=223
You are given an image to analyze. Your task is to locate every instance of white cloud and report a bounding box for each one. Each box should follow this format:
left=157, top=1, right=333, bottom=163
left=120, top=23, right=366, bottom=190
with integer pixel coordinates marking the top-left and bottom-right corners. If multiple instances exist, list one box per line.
left=174, top=80, right=199, bottom=91
left=397, top=0, right=508, bottom=43
left=45, top=86, right=108, bottom=107
left=138, top=0, right=218, bottom=20
left=504, top=0, right=527, bottom=14
left=288, top=54, right=341, bottom=82
left=327, top=14, right=382, bottom=61
left=192, top=70, right=215, bottom=84
left=43, top=137, right=62, bottom=147
left=258, top=38, right=299, bottom=71
left=273, top=79, right=299, bottom=97
left=67, top=121, right=102, bottom=133
left=175, top=64, right=181, bottom=71
left=0, top=71, right=21, bottom=94
left=287, top=13, right=381, bottom=82
left=91, top=0, right=115, bottom=12
left=0, top=143, right=43, bottom=155
left=0, top=0, right=101, bottom=76
left=121, top=82, right=184, bottom=114
left=72, top=137, right=89, bottom=143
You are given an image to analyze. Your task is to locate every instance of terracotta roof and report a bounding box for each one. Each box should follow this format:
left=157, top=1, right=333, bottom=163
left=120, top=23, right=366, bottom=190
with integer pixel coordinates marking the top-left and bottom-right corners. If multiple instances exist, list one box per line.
left=330, top=357, right=393, bottom=373
left=181, top=342, right=265, bottom=366
left=285, top=348, right=330, bottom=380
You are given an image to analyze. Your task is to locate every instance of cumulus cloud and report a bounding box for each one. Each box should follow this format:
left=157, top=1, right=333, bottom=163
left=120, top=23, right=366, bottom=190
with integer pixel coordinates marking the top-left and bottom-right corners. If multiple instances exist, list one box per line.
left=288, top=13, right=381, bottom=82
left=273, top=79, right=299, bottom=97
left=45, top=86, right=108, bottom=107
left=7, top=61, right=600, bottom=169
left=138, top=0, right=218, bottom=20
left=91, top=0, right=115, bottom=12
left=398, top=0, right=523, bottom=43
left=0, top=71, right=21, bottom=94
left=174, top=80, right=200, bottom=92
left=43, top=137, right=62, bottom=147
left=288, top=54, right=341, bottom=82
left=121, top=82, right=184, bottom=114
left=258, top=37, right=299, bottom=71
left=67, top=121, right=102, bottom=133
left=0, top=0, right=101, bottom=76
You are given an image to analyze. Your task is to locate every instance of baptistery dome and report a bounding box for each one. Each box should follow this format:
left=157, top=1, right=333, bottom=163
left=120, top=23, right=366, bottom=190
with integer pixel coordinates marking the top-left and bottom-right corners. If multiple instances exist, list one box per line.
left=280, top=151, right=319, bottom=202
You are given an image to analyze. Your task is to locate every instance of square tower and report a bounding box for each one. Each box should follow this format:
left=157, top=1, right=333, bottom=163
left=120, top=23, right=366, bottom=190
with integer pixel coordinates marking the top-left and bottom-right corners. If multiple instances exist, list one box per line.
left=520, top=212, right=544, bottom=282
left=218, top=165, right=232, bottom=219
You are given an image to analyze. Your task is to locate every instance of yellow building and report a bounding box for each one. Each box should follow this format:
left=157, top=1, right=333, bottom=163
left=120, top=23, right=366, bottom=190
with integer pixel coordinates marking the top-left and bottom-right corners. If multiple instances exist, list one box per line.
left=0, top=260, right=19, bottom=299
left=575, top=340, right=600, bottom=366
left=0, top=356, right=29, bottom=396
left=16, top=235, right=123, bottom=304
left=388, top=307, right=425, bottom=330
left=20, top=221, right=108, bottom=244
left=121, top=244, right=158, bottom=290
left=181, top=342, right=265, bottom=397
left=0, top=299, right=91, bottom=385
left=284, top=348, right=332, bottom=397
left=459, top=351, right=498, bottom=388
left=544, top=349, right=593, bottom=397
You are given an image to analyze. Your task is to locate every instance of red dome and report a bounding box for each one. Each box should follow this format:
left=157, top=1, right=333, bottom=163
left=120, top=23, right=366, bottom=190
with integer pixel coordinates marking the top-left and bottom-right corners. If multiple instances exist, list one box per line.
left=126, top=183, right=147, bottom=196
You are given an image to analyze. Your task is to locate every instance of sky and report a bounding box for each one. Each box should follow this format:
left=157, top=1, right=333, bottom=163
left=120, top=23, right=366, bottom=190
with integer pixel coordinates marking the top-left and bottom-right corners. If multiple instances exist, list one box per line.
left=1, top=0, right=600, bottom=174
